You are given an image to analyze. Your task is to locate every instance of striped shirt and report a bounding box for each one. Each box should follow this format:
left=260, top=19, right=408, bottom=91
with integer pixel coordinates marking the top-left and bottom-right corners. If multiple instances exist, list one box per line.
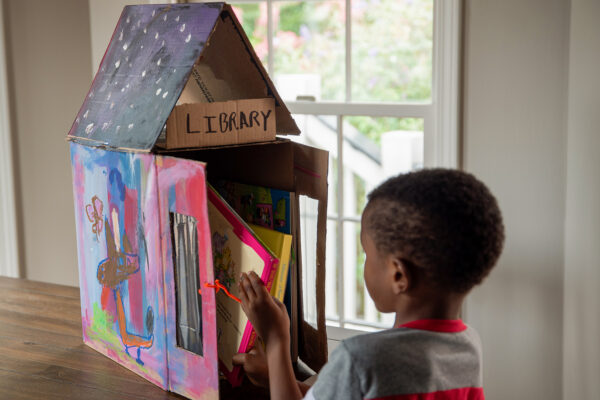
left=304, top=319, right=484, bottom=400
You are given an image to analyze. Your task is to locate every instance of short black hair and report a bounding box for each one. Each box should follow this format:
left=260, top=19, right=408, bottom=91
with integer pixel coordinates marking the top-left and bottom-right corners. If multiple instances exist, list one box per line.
left=365, top=168, right=504, bottom=294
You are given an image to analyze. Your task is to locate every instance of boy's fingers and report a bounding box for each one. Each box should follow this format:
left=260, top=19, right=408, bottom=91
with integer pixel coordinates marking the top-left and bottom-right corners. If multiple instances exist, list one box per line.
left=248, top=271, right=266, bottom=298
left=232, top=353, right=247, bottom=366
left=238, top=280, right=249, bottom=306
left=240, top=273, right=256, bottom=301
left=272, top=296, right=287, bottom=313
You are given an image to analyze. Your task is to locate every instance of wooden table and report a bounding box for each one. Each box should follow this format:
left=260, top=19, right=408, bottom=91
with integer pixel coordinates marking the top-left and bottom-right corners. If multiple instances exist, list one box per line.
left=0, top=276, right=279, bottom=399
left=0, top=276, right=189, bottom=399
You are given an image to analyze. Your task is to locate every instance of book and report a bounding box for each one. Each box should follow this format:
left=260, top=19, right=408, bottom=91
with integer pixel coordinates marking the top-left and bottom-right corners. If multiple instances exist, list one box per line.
left=248, top=224, right=293, bottom=302
left=212, top=180, right=291, bottom=234
left=206, top=185, right=278, bottom=387
left=288, top=193, right=299, bottom=362
left=212, top=180, right=299, bottom=361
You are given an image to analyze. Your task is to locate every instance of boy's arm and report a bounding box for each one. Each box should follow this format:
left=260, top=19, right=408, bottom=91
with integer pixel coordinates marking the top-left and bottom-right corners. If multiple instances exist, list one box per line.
left=232, top=345, right=313, bottom=395
left=266, top=337, right=302, bottom=400
left=298, top=380, right=313, bottom=395
left=238, top=272, right=303, bottom=400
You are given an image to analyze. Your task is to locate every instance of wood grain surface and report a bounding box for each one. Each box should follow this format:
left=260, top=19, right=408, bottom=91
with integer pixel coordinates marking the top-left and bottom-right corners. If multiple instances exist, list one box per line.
left=0, top=277, right=274, bottom=399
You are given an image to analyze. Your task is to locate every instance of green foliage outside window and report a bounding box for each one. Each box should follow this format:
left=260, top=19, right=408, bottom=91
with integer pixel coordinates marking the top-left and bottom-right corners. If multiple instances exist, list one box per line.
left=232, top=0, right=431, bottom=142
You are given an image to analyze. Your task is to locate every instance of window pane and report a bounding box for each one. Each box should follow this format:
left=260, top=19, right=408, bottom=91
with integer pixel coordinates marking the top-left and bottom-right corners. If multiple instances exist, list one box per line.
left=343, top=220, right=363, bottom=321
left=290, top=114, right=339, bottom=217
left=299, top=195, right=319, bottom=328
left=325, top=219, right=339, bottom=323
left=352, top=0, right=433, bottom=102
left=273, top=1, right=345, bottom=101
left=170, top=212, right=203, bottom=356
left=231, top=2, right=268, bottom=66
left=343, top=116, right=423, bottom=218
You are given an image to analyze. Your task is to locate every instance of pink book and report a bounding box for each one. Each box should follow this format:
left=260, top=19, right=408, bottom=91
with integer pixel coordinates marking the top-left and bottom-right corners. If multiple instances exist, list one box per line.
left=206, top=185, right=278, bottom=386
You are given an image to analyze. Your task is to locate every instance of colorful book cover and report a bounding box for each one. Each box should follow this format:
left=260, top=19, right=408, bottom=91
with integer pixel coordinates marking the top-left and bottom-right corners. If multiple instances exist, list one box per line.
left=248, top=224, right=293, bottom=302
left=206, top=185, right=278, bottom=387
left=212, top=180, right=298, bottom=359
left=213, top=180, right=291, bottom=234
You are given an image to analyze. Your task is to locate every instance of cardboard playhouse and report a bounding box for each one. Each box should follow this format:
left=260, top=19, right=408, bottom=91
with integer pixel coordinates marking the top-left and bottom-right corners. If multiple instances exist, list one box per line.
left=67, top=3, right=328, bottom=399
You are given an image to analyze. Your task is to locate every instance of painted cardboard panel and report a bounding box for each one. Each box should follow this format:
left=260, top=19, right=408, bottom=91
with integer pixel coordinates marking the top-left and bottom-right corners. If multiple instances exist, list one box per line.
left=68, top=2, right=299, bottom=152
left=68, top=3, right=223, bottom=150
left=156, top=156, right=219, bottom=399
left=70, top=142, right=168, bottom=388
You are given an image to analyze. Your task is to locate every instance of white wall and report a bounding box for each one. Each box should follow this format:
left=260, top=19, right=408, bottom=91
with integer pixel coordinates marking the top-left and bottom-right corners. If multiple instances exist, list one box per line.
left=462, top=1, right=570, bottom=399
left=89, top=0, right=132, bottom=72
left=3, top=0, right=92, bottom=285
left=563, top=1, right=600, bottom=398
left=0, top=1, right=19, bottom=278
left=2, top=0, right=136, bottom=286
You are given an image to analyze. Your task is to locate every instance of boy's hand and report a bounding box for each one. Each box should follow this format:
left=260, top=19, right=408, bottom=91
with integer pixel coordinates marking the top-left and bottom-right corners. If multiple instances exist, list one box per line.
left=232, top=344, right=269, bottom=388
left=238, top=271, right=290, bottom=348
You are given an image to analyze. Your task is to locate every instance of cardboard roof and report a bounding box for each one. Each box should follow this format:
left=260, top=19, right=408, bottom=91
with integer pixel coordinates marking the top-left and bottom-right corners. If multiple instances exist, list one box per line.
left=68, top=3, right=299, bottom=152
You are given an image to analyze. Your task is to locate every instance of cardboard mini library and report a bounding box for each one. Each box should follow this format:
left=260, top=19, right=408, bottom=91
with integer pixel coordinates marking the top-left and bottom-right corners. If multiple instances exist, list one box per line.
left=67, top=3, right=328, bottom=399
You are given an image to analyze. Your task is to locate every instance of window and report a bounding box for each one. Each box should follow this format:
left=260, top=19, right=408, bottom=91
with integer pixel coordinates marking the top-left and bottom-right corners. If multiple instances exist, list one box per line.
left=171, top=212, right=204, bottom=356
left=197, top=0, right=460, bottom=336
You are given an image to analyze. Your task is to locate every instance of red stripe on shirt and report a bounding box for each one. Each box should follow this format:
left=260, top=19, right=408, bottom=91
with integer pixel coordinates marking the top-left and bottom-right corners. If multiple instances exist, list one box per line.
left=366, top=387, right=484, bottom=400
left=398, top=319, right=467, bottom=333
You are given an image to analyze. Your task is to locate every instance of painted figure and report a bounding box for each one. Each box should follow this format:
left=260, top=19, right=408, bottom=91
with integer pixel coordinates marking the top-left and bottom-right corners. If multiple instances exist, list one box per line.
left=97, top=208, right=154, bottom=365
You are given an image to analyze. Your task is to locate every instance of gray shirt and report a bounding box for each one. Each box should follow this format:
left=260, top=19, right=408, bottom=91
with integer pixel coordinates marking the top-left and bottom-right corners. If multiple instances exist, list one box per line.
left=305, top=320, right=484, bottom=400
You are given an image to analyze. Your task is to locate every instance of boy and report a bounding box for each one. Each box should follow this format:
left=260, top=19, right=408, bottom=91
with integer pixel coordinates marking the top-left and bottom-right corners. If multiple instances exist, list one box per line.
left=235, top=168, right=504, bottom=400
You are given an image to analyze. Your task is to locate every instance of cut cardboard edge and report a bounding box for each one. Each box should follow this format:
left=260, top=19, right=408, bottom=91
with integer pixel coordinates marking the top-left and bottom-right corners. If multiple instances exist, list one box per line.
left=67, top=136, right=152, bottom=154
left=291, top=142, right=329, bottom=372
left=154, top=136, right=289, bottom=153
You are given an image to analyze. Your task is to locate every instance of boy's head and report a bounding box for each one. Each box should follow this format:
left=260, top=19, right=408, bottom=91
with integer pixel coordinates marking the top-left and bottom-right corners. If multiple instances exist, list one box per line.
left=361, top=168, right=504, bottom=303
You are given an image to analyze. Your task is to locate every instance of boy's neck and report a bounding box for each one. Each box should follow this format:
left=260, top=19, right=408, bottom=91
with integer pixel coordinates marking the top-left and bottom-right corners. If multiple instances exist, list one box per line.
left=393, top=290, right=466, bottom=327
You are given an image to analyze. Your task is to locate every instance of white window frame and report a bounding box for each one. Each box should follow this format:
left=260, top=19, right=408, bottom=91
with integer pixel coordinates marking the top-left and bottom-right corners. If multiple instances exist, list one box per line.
left=0, top=2, right=20, bottom=278
left=226, top=0, right=461, bottom=337
left=287, top=2, right=461, bottom=339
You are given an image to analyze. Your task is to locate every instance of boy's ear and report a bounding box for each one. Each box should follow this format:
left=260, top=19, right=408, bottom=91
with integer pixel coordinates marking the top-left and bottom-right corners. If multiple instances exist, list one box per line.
left=389, top=256, right=411, bottom=294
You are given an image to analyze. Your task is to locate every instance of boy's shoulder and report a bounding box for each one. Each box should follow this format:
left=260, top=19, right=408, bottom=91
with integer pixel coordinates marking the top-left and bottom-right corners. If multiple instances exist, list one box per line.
left=343, top=321, right=482, bottom=358
left=311, top=322, right=483, bottom=400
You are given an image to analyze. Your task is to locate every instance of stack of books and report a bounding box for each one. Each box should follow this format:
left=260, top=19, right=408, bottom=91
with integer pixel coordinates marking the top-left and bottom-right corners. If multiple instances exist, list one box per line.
left=205, top=181, right=297, bottom=386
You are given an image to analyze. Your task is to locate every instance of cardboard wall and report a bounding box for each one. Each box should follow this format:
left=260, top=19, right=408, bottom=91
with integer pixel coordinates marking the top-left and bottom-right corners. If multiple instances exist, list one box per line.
left=161, top=141, right=330, bottom=372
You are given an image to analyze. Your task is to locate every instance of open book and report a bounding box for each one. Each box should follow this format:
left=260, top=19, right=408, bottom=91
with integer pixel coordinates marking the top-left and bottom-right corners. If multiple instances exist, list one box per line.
left=206, top=185, right=278, bottom=386
left=249, top=223, right=292, bottom=302
left=212, top=180, right=300, bottom=360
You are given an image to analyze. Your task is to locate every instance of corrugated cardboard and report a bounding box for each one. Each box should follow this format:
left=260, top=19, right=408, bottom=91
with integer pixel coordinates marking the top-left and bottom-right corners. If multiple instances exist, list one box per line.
left=67, top=3, right=328, bottom=398
left=165, top=98, right=276, bottom=149
left=178, top=5, right=299, bottom=136
left=163, top=139, right=329, bottom=373
left=67, top=3, right=298, bottom=153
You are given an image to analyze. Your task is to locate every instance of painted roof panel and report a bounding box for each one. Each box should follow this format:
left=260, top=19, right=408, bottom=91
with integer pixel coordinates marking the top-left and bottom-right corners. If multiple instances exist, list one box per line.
left=68, top=3, right=224, bottom=150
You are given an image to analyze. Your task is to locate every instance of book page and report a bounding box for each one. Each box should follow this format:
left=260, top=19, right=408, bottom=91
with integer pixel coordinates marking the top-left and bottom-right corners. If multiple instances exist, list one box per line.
left=207, top=199, right=265, bottom=371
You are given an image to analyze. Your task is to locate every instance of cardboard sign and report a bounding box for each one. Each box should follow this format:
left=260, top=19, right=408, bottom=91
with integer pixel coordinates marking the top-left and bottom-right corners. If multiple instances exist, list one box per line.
left=165, top=98, right=276, bottom=149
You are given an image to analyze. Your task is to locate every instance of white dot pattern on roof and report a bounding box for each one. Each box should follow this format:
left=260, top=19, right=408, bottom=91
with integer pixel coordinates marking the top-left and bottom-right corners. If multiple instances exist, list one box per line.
left=68, top=3, right=222, bottom=149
